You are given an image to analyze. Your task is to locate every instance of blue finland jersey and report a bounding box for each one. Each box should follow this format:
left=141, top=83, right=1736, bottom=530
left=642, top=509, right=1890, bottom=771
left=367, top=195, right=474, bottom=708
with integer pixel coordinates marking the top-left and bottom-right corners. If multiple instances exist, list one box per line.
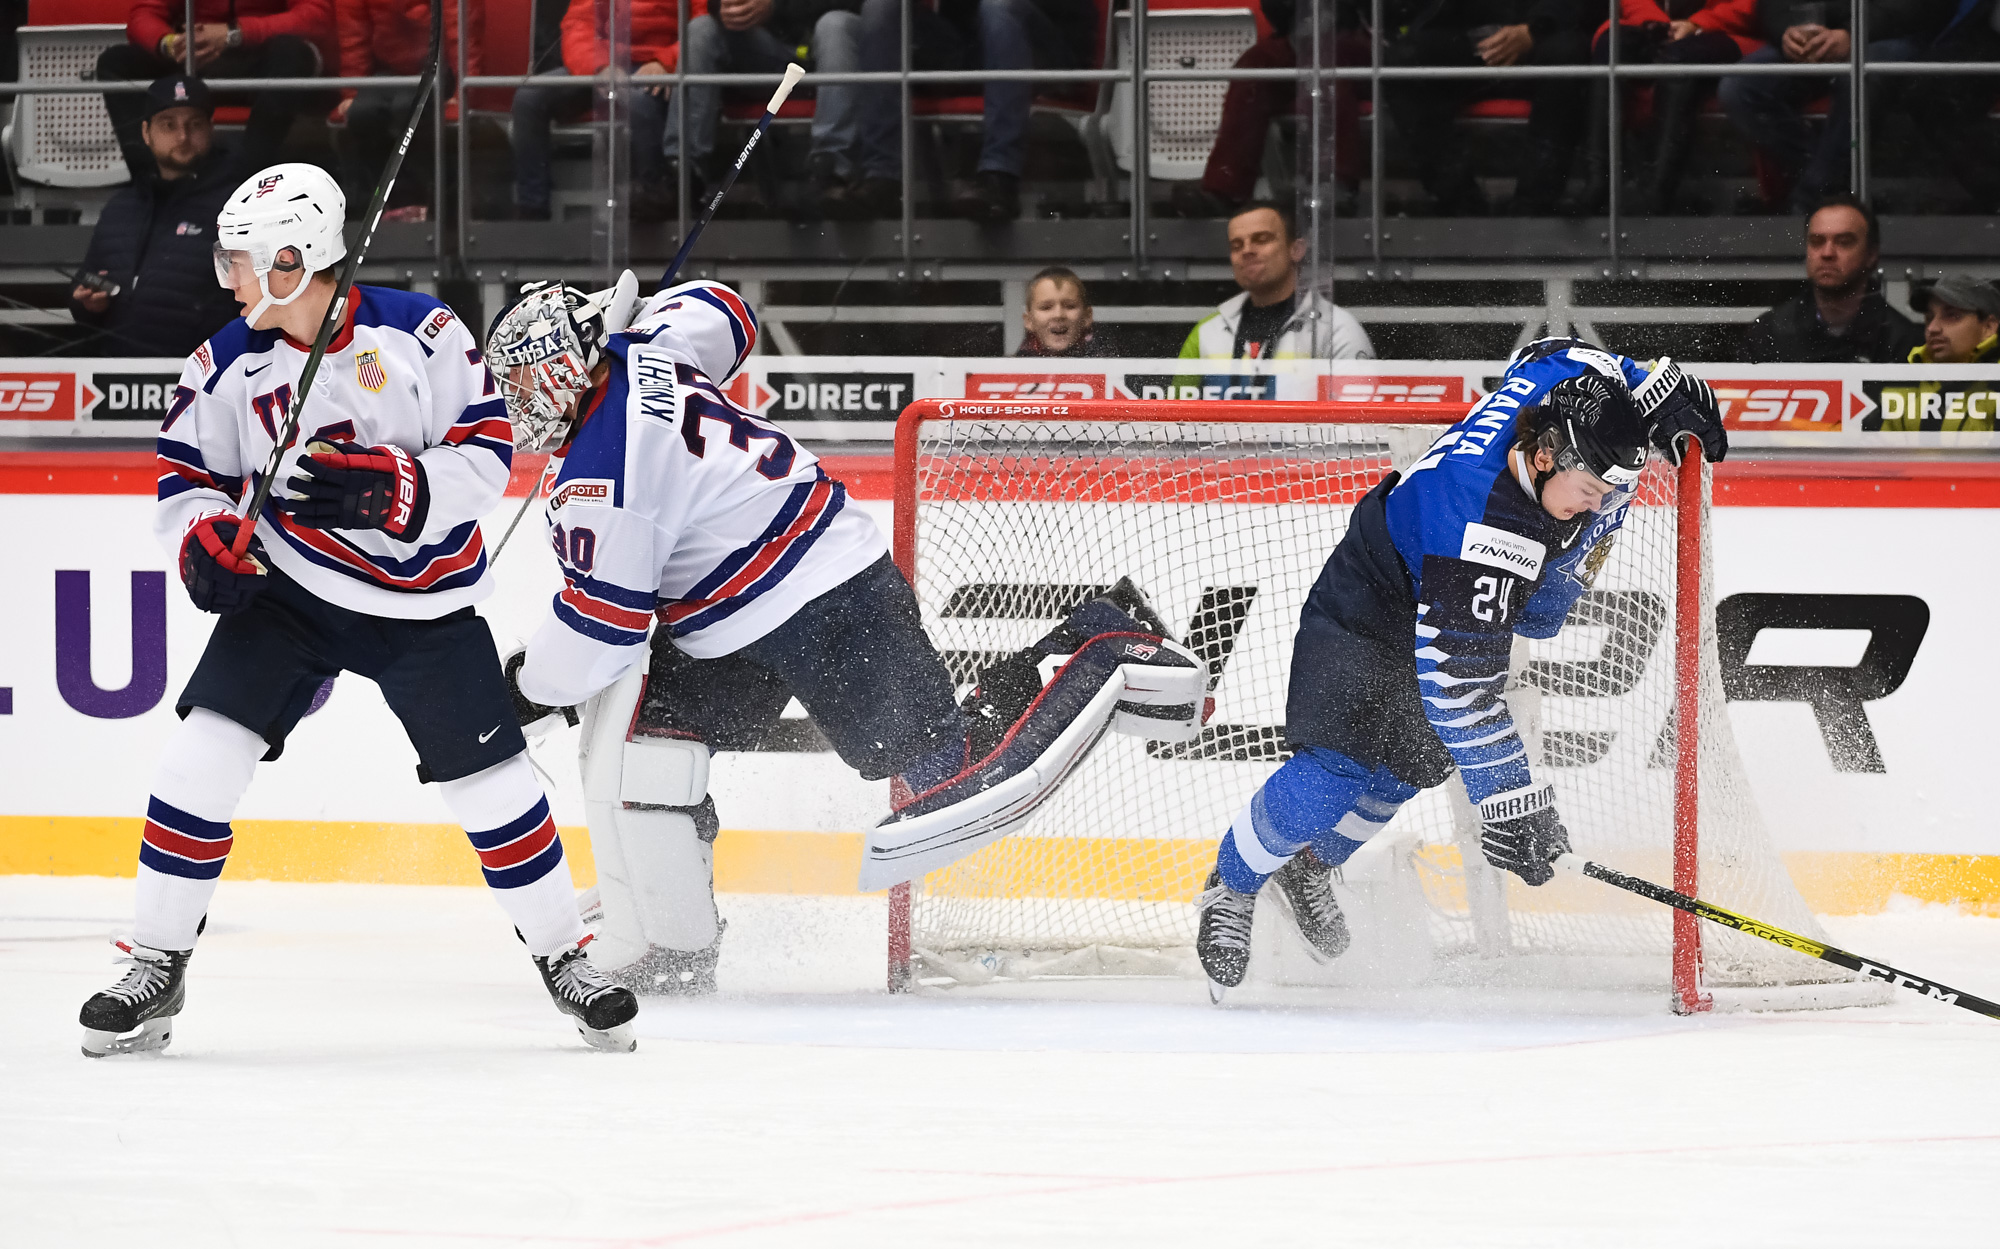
left=1304, top=339, right=1654, bottom=804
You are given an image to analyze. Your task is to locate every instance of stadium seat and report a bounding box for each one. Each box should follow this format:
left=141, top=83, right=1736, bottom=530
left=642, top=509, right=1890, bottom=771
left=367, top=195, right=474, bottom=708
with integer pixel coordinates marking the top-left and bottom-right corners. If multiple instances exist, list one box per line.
left=4, top=23, right=129, bottom=190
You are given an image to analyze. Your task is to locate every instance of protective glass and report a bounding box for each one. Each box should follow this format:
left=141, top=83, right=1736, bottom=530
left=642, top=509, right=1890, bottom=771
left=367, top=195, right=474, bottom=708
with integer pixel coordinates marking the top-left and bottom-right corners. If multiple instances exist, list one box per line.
left=212, top=243, right=255, bottom=288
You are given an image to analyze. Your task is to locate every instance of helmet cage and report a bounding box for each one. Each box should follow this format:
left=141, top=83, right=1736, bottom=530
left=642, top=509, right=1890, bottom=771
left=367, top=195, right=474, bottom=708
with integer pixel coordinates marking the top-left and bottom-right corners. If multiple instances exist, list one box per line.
left=486, top=283, right=600, bottom=451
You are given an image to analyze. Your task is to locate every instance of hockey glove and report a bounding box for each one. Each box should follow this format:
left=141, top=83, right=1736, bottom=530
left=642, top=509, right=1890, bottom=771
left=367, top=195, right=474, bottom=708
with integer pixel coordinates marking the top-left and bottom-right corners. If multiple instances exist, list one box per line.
left=503, top=648, right=579, bottom=736
left=280, top=440, right=430, bottom=537
left=1635, top=357, right=1728, bottom=465
left=179, top=514, right=268, bottom=615
left=1476, top=783, right=1571, bottom=888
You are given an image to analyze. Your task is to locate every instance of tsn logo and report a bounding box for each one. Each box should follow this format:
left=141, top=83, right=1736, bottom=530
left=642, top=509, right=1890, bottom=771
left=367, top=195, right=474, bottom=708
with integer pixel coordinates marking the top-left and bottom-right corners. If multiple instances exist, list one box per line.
left=970, top=375, right=1101, bottom=400
left=0, top=376, right=64, bottom=415
left=1712, top=383, right=1838, bottom=427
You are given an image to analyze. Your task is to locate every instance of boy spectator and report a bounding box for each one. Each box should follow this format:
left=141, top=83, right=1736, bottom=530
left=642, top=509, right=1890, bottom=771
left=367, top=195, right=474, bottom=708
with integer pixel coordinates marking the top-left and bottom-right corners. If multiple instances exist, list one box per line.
left=68, top=76, right=276, bottom=357
left=1378, top=0, right=1595, bottom=215
left=99, top=0, right=333, bottom=179
left=511, top=0, right=679, bottom=221
left=1876, top=274, right=2000, bottom=430
left=336, top=1, right=481, bottom=222
left=842, top=0, right=1097, bottom=222
left=1016, top=266, right=1115, bottom=357
left=1181, top=203, right=1373, bottom=359
left=667, top=0, right=863, bottom=213
left=1742, top=193, right=1923, bottom=362
left=1719, top=0, right=1949, bottom=212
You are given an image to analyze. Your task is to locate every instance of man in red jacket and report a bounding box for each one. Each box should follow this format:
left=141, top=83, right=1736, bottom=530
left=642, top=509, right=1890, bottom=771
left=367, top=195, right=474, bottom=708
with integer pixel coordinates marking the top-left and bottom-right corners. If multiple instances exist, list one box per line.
left=99, top=0, right=335, bottom=179
left=335, top=1, right=482, bottom=221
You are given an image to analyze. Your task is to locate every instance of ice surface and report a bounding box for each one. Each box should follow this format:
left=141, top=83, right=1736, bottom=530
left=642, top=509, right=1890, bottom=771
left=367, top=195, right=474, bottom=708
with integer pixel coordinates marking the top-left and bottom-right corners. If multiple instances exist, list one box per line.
left=6, top=876, right=1998, bottom=1247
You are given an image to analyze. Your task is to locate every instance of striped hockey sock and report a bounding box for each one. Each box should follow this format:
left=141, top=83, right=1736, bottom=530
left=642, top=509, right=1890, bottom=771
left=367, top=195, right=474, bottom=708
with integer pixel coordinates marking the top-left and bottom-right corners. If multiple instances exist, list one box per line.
left=438, top=753, right=585, bottom=958
left=133, top=708, right=268, bottom=951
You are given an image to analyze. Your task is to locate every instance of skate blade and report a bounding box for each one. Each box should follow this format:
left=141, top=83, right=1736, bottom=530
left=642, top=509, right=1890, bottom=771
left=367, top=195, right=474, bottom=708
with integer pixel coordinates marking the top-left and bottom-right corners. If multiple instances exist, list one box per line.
left=575, top=1021, right=637, bottom=1053
left=81, top=1017, right=173, bottom=1058
left=1207, top=978, right=1229, bottom=1006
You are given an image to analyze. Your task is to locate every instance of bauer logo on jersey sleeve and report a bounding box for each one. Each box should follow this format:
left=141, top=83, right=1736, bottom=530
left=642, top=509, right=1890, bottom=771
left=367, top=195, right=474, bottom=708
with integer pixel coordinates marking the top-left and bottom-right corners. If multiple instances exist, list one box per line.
left=355, top=349, right=387, bottom=393
left=1460, top=522, right=1546, bottom=577
left=551, top=478, right=613, bottom=511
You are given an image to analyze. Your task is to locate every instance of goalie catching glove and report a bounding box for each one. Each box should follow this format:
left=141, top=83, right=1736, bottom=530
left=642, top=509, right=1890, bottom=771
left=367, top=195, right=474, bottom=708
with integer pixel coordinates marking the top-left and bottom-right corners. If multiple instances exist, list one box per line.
left=1634, top=357, right=1727, bottom=466
left=859, top=582, right=1208, bottom=891
left=179, top=514, right=268, bottom=615
left=1477, top=783, right=1572, bottom=887
left=279, top=440, right=430, bottom=537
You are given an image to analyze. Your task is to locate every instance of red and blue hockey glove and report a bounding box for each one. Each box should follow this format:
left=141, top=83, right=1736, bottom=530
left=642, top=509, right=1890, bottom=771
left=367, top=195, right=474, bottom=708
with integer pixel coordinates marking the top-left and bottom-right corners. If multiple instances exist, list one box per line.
left=1635, top=357, right=1728, bottom=465
left=1476, top=783, right=1572, bottom=887
left=180, top=514, right=269, bottom=615
left=280, top=439, right=430, bottom=537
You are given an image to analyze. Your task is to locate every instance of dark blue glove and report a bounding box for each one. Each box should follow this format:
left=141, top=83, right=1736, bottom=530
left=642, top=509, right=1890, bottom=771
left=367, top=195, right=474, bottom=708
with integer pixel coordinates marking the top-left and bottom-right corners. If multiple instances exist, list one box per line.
left=280, top=440, right=430, bottom=537
left=1477, top=783, right=1571, bottom=887
left=1636, top=358, right=1728, bottom=465
left=179, top=514, right=268, bottom=615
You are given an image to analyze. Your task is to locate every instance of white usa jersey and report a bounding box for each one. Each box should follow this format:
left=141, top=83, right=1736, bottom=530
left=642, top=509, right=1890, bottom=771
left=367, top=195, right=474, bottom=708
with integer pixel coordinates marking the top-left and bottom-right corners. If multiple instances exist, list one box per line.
left=515, top=286, right=886, bottom=708
left=156, top=285, right=512, bottom=619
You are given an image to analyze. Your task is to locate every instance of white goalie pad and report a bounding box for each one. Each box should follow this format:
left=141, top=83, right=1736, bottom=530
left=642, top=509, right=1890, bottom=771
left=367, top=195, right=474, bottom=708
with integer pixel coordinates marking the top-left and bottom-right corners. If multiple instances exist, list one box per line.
left=578, top=668, right=720, bottom=969
left=858, top=640, right=1207, bottom=892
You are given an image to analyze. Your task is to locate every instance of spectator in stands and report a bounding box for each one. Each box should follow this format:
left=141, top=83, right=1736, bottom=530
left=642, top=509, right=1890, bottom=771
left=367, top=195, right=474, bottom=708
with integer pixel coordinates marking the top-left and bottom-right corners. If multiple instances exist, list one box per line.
left=841, top=0, right=1097, bottom=222
left=1573, top=0, right=1763, bottom=215
left=69, top=76, right=273, bottom=357
left=1181, top=203, right=1373, bottom=359
left=1015, top=267, right=1116, bottom=357
left=1918, top=0, right=2000, bottom=212
left=336, top=1, right=479, bottom=223
left=1170, top=0, right=1367, bottom=218
left=1742, top=193, right=1922, bottom=362
left=99, top=0, right=334, bottom=180
left=1379, top=0, right=1594, bottom=215
left=1719, top=0, right=1949, bottom=212
left=667, top=1, right=863, bottom=215
left=511, top=0, right=678, bottom=221
left=1876, top=275, right=2000, bottom=429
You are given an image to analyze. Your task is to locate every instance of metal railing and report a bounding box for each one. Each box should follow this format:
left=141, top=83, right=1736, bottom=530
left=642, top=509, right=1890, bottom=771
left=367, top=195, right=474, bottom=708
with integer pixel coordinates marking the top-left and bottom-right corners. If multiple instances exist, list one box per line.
left=6, top=0, right=1996, bottom=286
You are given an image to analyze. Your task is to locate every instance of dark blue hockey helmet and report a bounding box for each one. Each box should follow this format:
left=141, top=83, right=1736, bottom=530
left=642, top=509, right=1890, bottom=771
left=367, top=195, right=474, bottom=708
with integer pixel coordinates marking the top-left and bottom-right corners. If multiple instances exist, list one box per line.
left=1535, top=373, right=1648, bottom=490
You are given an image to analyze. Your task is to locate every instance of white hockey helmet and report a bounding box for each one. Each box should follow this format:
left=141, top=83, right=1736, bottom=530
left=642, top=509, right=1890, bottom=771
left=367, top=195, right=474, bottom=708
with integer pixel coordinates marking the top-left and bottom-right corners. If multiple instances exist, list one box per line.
left=485, top=269, right=641, bottom=451
left=213, top=162, right=348, bottom=327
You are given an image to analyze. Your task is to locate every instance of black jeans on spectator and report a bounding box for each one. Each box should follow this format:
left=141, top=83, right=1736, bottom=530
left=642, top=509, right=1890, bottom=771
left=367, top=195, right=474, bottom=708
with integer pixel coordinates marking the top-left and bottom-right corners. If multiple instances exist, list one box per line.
left=98, top=38, right=324, bottom=179
left=509, top=68, right=670, bottom=215
left=1584, top=26, right=1741, bottom=213
left=340, top=87, right=435, bottom=214
left=1382, top=26, right=1591, bottom=215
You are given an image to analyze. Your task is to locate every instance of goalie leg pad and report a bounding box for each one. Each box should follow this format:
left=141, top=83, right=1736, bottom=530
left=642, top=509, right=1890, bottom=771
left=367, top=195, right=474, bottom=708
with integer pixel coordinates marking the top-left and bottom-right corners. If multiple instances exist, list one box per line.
left=578, top=669, right=723, bottom=982
left=859, top=629, right=1205, bottom=891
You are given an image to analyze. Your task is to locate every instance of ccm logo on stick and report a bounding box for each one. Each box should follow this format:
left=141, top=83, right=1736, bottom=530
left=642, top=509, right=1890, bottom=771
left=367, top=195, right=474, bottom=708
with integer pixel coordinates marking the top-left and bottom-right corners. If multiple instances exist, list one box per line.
left=1459, top=523, right=1545, bottom=577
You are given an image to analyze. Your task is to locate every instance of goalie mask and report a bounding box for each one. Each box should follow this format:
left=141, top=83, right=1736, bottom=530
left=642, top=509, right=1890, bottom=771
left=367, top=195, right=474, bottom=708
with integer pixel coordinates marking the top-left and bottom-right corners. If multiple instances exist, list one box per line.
left=213, top=163, right=348, bottom=328
left=1529, top=373, right=1648, bottom=494
left=485, top=270, right=640, bottom=451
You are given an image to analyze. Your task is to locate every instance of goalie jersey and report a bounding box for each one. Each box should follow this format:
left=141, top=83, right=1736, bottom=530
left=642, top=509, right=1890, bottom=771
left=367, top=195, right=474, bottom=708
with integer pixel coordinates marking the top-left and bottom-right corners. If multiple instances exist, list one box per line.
left=515, top=286, right=888, bottom=709
left=155, top=285, right=512, bottom=619
left=1307, top=340, right=1654, bottom=804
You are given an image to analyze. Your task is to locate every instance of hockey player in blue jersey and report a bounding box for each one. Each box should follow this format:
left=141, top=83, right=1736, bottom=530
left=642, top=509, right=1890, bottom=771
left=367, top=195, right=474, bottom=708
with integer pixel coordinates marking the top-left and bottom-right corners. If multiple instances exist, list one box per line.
left=78, top=164, right=638, bottom=1056
left=1193, top=339, right=1728, bottom=999
left=484, top=278, right=1207, bottom=993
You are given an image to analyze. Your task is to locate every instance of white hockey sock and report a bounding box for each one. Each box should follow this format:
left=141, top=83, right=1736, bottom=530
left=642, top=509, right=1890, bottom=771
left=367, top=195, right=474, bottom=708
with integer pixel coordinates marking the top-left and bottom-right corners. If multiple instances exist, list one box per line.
left=134, top=708, right=267, bottom=952
left=438, top=753, right=585, bottom=959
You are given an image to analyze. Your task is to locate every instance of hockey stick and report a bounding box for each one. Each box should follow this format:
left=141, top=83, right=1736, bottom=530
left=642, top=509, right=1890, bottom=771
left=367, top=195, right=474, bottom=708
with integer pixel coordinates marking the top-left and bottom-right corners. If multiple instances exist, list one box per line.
left=229, top=3, right=446, bottom=558
left=659, top=61, right=805, bottom=289
left=1555, top=854, right=2000, bottom=1019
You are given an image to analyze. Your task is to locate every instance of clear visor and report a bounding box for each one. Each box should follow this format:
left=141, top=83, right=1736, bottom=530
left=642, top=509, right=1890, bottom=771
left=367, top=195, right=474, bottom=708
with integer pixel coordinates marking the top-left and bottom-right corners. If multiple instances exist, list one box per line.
left=213, top=243, right=256, bottom=288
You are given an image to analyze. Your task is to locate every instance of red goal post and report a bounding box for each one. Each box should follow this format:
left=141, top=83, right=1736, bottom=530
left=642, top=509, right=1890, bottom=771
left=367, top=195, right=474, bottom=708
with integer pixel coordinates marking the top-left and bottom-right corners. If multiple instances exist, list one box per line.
left=887, top=398, right=1710, bottom=1011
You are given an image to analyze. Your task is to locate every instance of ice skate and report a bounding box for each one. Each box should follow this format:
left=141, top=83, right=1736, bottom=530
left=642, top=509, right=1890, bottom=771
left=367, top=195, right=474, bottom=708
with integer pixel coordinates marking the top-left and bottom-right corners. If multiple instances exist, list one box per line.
left=1270, top=850, right=1351, bottom=963
left=535, top=935, right=640, bottom=1052
left=1195, top=870, right=1257, bottom=1003
left=79, top=939, right=191, bottom=1058
left=599, top=925, right=724, bottom=997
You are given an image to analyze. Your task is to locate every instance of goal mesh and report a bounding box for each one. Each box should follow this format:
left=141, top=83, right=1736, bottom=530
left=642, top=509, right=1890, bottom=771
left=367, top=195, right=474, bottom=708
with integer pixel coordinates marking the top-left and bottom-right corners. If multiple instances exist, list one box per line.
left=894, top=402, right=1844, bottom=993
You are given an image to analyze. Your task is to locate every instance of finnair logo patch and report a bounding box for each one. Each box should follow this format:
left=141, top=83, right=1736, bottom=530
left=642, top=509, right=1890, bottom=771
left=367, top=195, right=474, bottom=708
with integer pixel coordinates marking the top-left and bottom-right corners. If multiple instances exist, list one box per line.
left=1460, top=523, right=1545, bottom=577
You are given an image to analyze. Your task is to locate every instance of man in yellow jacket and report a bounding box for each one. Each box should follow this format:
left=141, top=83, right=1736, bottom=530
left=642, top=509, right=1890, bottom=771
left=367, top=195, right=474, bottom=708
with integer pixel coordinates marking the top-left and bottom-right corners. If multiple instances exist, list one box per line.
left=1877, top=274, right=2000, bottom=431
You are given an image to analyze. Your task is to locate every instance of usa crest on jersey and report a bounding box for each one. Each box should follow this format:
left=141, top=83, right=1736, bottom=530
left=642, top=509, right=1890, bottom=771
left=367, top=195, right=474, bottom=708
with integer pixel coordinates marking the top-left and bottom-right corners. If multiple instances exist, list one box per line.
left=355, top=349, right=387, bottom=392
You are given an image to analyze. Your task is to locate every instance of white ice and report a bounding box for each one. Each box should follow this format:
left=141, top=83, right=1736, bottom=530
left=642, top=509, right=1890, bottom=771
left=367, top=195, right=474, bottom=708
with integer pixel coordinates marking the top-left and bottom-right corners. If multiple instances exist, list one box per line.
left=5, top=875, right=1998, bottom=1247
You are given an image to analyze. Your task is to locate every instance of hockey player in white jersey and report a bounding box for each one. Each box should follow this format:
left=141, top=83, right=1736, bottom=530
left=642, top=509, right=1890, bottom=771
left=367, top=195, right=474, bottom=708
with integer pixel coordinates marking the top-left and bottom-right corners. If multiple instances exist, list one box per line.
left=486, top=277, right=1208, bottom=993
left=78, top=164, right=637, bottom=1056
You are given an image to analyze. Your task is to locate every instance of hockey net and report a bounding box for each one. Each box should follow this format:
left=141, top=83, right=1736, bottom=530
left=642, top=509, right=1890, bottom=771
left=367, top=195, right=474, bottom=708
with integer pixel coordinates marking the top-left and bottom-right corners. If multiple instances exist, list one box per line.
left=889, top=399, right=1857, bottom=1008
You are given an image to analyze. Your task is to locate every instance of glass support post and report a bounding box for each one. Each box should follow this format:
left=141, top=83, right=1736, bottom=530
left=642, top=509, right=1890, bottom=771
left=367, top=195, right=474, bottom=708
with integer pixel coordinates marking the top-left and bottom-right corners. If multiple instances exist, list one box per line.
left=1607, top=0, right=1621, bottom=271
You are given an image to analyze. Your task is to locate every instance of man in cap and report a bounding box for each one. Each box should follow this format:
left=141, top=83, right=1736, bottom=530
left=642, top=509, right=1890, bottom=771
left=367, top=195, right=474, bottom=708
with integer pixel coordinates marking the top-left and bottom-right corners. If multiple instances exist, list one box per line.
left=1876, top=275, right=2000, bottom=431
left=68, top=75, right=284, bottom=358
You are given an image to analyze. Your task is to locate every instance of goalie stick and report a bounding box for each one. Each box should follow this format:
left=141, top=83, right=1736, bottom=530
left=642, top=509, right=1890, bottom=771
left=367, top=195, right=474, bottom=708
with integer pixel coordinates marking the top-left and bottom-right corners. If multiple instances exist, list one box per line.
left=1556, top=854, right=2000, bottom=1020
left=229, top=2, right=445, bottom=559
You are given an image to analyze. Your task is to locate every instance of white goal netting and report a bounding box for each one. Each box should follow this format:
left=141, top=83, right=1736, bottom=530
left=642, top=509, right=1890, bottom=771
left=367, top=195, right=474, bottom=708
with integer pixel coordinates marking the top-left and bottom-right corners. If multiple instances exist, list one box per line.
left=898, top=406, right=1851, bottom=995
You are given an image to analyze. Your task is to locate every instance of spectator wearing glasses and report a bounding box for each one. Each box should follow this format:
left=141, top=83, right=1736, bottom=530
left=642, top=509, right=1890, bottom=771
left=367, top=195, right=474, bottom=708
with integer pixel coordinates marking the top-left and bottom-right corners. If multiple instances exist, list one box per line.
left=1015, top=267, right=1118, bottom=357
left=1181, top=203, right=1374, bottom=360
left=69, top=76, right=277, bottom=357
left=842, top=0, right=1098, bottom=222
left=99, top=0, right=334, bottom=180
left=1742, top=193, right=1923, bottom=362
left=510, top=0, right=680, bottom=221
left=1875, top=274, right=2000, bottom=430
left=1719, top=0, right=1951, bottom=212
left=667, top=0, right=864, bottom=216
left=335, top=1, right=480, bottom=223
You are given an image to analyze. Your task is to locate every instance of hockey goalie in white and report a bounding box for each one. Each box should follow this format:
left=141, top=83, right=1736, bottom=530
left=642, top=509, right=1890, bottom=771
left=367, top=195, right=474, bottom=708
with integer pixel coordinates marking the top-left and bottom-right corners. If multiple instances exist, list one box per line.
left=486, top=275, right=1207, bottom=994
